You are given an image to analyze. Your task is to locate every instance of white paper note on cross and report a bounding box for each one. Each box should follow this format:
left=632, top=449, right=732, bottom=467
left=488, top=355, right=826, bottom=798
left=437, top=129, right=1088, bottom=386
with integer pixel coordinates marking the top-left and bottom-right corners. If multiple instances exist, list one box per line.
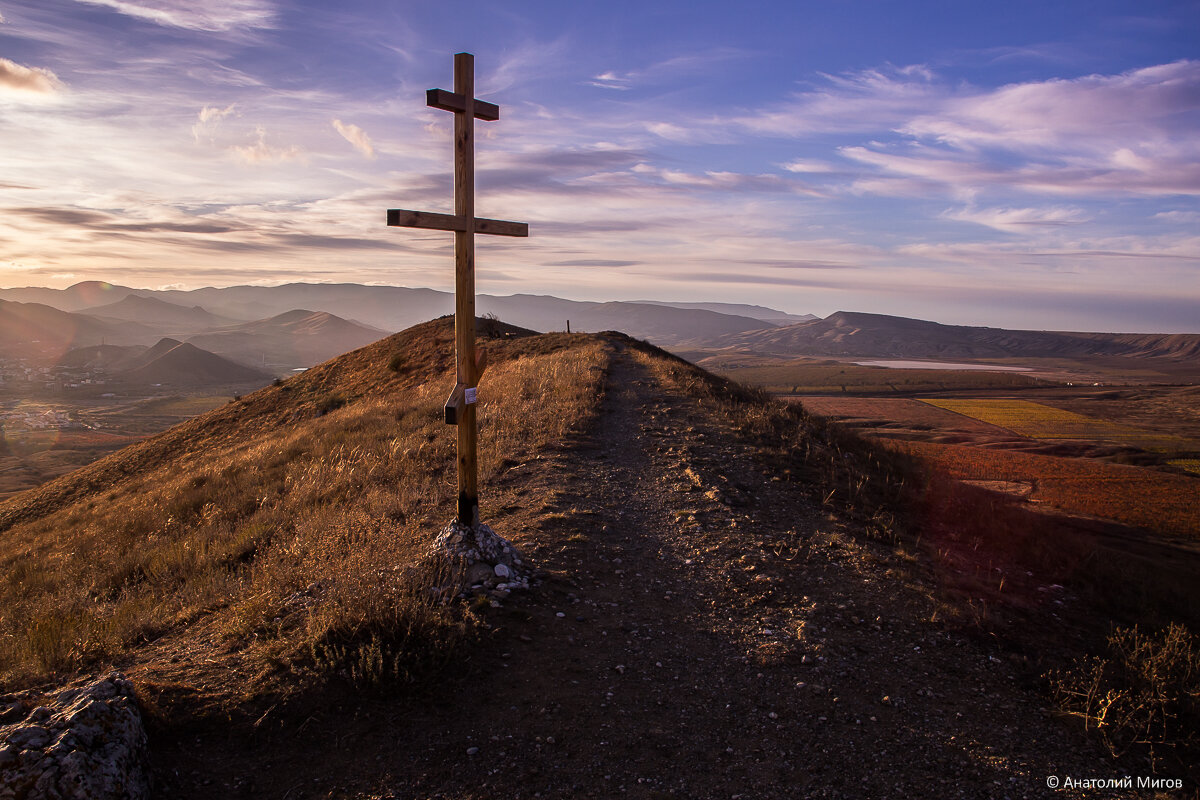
left=387, top=52, right=528, bottom=527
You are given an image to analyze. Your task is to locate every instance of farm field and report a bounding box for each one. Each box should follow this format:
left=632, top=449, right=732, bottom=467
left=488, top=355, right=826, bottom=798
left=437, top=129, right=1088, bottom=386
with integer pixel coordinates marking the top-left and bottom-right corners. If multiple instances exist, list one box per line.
left=797, top=397, right=1016, bottom=438
left=693, top=347, right=1200, bottom=397
left=892, top=439, right=1200, bottom=541
left=0, top=392, right=231, bottom=496
left=797, top=386, right=1200, bottom=455
left=922, top=398, right=1131, bottom=438
left=699, top=355, right=1044, bottom=394
left=921, top=398, right=1190, bottom=452
left=790, top=381, right=1200, bottom=542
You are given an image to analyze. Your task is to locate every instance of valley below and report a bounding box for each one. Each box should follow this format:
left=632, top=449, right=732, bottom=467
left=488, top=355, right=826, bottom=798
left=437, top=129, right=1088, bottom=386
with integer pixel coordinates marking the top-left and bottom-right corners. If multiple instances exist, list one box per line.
left=703, top=351, right=1200, bottom=541
left=0, top=389, right=239, bottom=498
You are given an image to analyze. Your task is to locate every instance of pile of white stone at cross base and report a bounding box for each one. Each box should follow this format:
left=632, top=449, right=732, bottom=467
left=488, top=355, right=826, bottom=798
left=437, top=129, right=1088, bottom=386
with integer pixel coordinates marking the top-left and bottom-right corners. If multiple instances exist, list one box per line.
left=0, top=672, right=149, bottom=800
left=431, top=520, right=532, bottom=596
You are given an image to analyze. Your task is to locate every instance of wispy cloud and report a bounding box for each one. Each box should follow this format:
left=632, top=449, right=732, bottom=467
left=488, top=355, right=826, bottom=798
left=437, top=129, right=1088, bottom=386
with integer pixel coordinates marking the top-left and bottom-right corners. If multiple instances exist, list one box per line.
left=9, top=206, right=245, bottom=235
left=480, top=39, right=569, bottom=95
left=903, top=60, right=1199, bottom=152
left=230, top=126, right=302, bottom=164
left=0, top=57, right=64, bottom=94
left=656, top=168, right=798, bottom=193
left=942, top=205, right=1090, bottom=232
left=588, top=71, right=632, bottom=90
left=644, top=121, right=735, bottom=145
left=191, top=103, right=237, bottom=142
left=736, top=64, right=946, bottom=136
left=588, top=49, right=747, bottom=93
left=782, top=159, right=836, bottom=174
left=542, top=259, right=640, bottom=267
left=1154, top=210, right=1200, bottom=224
left=198, top=103, right=237, bottom=123
left=850, top=61, right=1200, bottom=198
left=727, top=60, right=1200, bottom=200
left=332, top=119, right=375, bottom=159
left=70, top=0, right=277, bottom=32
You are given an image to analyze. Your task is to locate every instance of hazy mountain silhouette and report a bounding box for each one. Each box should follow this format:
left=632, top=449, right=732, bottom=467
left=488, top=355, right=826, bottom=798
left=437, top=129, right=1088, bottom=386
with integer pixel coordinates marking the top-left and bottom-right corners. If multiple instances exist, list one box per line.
left=185, top=310, right=387, bottom=372
left=0, top=281, right=138, bottom=311
left=117, top=339, right=272, bottom=385
left=0, top=283, right=783, bottom=345
left=718, top=311, right=1200, bottom=360
left=6, top=282, right=1197, bottom=361
left=81, top=295, right=242, bottom=329
left=0, top=299, right=157, bottom=357
left=632, top=300, right=817, bottom=326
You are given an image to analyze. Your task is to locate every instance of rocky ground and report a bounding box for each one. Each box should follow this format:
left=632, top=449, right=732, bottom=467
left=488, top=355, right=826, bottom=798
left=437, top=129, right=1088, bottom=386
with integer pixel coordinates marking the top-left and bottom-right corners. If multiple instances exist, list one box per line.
left=143, top=339, right=1172, bottom=798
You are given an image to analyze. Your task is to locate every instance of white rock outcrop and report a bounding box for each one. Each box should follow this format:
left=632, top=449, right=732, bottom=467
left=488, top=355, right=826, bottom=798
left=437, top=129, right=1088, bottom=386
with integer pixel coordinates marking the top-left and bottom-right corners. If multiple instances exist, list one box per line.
left=0, top=672, right=148, bottom=800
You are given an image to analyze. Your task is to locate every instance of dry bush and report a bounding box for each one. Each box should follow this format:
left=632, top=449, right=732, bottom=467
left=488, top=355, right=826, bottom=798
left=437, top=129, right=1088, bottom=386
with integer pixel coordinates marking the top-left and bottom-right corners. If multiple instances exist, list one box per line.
left=1050, top=623, right=1200, bottom=768
left=0, top=321, right=609, bottom=695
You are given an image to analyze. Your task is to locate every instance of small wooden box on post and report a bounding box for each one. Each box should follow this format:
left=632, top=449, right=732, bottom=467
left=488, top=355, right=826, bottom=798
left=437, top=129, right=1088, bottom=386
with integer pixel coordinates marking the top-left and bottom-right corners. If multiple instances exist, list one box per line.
left=386, top=52, right=528, bottom=528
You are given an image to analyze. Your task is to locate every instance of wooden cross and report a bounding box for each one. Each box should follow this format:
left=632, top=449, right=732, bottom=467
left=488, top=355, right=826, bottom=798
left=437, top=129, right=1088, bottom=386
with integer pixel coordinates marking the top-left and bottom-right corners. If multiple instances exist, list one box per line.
left=387, top=52, right=529, bottom=528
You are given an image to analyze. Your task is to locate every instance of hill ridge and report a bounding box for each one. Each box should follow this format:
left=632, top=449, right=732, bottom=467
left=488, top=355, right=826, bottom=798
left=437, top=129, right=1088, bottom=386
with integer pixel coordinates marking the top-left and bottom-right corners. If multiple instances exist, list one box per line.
left=118, top=340, right=272, bottom=385
left=0, top=317, right=1188, bottom=795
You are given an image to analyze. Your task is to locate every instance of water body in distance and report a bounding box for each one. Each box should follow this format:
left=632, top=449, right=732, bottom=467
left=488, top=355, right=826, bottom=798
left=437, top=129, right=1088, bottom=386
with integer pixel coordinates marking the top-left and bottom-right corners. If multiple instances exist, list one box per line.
left=856, top=360, right=1033, bottom=372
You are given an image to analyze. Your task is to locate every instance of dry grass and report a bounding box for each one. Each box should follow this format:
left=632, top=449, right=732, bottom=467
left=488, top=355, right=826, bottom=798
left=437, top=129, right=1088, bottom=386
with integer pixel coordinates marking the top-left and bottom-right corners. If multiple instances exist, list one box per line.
left=1169, top=458, right=1200, bottom=476
left=0, top=318, right=609, bottom=694
left=621, top=335, right=915, bottom=544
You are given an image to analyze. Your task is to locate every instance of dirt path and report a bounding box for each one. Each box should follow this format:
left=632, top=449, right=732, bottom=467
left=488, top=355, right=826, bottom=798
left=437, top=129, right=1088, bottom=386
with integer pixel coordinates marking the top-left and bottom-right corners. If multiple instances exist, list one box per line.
left=152, top=341, right=1129, bottom=798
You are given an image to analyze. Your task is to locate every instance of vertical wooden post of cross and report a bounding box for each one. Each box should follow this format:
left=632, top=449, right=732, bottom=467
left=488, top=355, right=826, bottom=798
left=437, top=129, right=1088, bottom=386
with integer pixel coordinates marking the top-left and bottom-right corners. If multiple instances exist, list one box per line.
left=386, top=52, right=529, bottom=527
left=452, top=52, right=479, bottom=527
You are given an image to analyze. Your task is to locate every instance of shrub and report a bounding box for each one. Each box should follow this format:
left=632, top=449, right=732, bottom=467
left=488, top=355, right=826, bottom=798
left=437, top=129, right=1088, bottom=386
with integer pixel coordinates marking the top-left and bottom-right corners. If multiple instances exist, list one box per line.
left=1050, top=623, right=1200, bottom=764
left=316, top=394, right=346, bottom=415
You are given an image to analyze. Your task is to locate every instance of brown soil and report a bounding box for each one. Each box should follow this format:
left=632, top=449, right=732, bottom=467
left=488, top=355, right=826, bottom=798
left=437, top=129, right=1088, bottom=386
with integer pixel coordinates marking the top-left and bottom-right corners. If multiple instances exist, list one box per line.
left=135, top=337, right=1154, bottom=799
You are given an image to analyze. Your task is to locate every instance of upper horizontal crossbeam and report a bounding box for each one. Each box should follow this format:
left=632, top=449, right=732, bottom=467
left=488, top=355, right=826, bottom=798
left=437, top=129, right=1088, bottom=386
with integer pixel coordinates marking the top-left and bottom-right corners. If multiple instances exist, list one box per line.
left=386, top=209, right=528, bottom=237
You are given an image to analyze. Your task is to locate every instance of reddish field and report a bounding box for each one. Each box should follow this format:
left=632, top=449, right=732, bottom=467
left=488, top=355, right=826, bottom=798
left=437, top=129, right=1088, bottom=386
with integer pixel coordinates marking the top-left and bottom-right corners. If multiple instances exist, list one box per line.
left=51, top=430, right=143, bottom=449
left=3, top=428, right=142, bottom=451
left=797, top=397, right=1010, bottom=435
left=891, top=440, right=1200, bottom=540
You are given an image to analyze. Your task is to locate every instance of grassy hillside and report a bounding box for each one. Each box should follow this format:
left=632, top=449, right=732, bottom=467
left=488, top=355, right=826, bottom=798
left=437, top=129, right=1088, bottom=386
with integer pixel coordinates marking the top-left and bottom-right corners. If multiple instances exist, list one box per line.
left=0, top=317, right=608, bottom=691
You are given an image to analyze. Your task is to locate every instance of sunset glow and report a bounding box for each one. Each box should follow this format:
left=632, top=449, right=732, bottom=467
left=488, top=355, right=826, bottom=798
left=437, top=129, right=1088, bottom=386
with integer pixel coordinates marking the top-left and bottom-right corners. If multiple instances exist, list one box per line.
left=1, top=0, right=1197, bottom=331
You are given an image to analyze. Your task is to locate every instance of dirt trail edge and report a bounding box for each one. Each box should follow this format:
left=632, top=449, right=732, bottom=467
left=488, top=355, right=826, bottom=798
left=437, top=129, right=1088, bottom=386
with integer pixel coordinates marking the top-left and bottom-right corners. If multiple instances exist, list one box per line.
left=152, top=338, right=1130, bottom=799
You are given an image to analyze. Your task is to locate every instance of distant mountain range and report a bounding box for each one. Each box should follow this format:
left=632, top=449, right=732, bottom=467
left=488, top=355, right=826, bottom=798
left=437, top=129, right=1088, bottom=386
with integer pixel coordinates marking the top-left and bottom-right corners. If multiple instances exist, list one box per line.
left=81, top=294, right=243, bottom=330
left=0, top=292, right=387, bottom=374
left=0, top=282, right=792, bottom=346
left=632, top=300, right=817, bottom=326
left=715, top=311, right=1200, bottom=361
left=3, top=284, right=1197, bottom=373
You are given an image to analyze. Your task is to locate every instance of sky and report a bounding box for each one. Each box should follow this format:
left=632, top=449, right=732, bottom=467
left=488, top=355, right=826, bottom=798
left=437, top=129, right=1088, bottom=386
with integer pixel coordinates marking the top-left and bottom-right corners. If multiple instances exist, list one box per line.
left=1, top=0, right=1198, bottom=332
